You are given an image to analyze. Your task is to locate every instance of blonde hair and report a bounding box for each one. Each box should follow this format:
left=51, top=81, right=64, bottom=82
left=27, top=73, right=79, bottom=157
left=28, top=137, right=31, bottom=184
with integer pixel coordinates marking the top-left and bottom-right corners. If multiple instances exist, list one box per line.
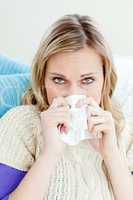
left=22, top=14, right=125, bottom=135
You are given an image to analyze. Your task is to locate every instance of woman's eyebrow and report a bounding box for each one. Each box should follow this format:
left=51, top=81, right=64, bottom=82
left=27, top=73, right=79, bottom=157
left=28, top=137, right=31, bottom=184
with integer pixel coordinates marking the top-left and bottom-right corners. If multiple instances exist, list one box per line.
left=49, top=72, right=99, bottom=78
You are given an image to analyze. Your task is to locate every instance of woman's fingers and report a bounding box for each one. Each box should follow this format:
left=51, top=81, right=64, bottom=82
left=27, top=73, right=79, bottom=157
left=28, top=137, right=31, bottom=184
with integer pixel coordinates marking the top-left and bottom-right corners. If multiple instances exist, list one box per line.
left=50, top=96, right=69, bottom=109
left=87, top=116, right=106, bottom=131
left=87, top=110, right=114, bottom=137
left=91, top=124, right=107, bottom=135
left=87, top=106, right=99, bottom=116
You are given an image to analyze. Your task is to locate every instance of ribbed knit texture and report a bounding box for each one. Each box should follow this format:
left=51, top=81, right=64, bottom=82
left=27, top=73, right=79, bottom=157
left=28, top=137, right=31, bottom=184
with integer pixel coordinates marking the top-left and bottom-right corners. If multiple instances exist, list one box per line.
left=0, top=105, right=132, bottom=199
left=0, top=74, right=30, bottom=117
left=0, top=54, right=30, bottom=117
left=0, top=54, right=30, bottom=75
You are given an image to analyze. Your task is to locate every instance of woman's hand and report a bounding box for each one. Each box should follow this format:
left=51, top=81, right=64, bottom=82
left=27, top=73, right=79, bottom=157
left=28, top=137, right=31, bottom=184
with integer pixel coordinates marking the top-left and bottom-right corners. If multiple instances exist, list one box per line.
left=76, top=96, right=119, bottom=159
left=40, top=96, right=71, bottom=156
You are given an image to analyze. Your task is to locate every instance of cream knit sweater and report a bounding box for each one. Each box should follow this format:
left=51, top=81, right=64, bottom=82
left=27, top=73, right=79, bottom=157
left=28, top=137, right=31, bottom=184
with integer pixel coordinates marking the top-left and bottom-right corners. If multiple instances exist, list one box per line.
left=0, top=105, right=133, bottom=200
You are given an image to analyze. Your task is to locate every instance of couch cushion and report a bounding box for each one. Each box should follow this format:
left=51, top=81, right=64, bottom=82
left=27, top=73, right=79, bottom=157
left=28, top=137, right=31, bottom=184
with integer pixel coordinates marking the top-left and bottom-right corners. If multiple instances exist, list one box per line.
left=0, top=54, right=30, bottom=117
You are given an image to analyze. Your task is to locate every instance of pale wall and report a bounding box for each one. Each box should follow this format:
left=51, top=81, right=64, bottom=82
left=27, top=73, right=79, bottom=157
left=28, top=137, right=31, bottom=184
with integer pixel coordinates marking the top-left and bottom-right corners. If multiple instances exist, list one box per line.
left=0, top=0, right=133, bottom=64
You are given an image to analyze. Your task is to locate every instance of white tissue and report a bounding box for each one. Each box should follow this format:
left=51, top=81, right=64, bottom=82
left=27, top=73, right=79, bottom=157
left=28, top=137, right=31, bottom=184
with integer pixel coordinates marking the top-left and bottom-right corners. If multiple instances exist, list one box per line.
left=57, top=94, right=101, bottom=146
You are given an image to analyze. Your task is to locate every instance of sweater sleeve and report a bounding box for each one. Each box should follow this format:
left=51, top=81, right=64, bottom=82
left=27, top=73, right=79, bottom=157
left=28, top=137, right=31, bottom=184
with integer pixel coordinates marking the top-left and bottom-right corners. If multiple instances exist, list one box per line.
left=0, top=105, right=39, bottom=198
left=122, top=117, right=133, bottom=173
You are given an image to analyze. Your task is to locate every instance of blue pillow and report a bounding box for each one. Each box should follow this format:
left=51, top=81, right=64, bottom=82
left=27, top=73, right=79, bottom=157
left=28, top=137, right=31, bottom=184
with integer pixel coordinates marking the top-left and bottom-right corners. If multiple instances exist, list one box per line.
left=0, top=54, right=30, bottom=74
left=0, top=54, right=30, bottom=117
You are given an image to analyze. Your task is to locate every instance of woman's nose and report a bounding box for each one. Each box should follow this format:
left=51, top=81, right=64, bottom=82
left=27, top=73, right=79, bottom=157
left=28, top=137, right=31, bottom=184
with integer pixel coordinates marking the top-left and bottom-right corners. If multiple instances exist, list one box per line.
left=65, top=84, right=86, bottom=96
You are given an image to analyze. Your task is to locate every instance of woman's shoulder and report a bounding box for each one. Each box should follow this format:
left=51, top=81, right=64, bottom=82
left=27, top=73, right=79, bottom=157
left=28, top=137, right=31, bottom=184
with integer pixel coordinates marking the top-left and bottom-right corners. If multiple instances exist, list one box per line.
left=1, top=104, right=40, bottom=120
left=120, top=117, right=133, bottom=147
left=0, top=105, right=41, bottom=144
left=0, top=104, right=41, bottom=130
left=0, top=105, right=42, bottom=170
left=120, top=116, right=133, bottom=172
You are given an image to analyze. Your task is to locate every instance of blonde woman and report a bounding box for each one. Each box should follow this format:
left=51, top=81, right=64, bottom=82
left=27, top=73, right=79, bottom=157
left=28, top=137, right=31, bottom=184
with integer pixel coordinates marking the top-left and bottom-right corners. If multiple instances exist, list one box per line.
left=0, top=14, right=133, bottom=200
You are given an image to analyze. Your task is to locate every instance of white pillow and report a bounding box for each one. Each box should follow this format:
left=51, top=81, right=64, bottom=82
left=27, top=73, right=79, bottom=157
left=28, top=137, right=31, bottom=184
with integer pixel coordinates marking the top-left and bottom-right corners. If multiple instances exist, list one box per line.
left=113, top=55, right=133, bottom=118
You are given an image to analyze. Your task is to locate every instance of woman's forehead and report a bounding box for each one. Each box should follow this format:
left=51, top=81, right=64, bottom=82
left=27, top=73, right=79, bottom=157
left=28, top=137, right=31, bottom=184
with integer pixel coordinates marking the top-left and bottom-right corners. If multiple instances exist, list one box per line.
left=46, top=47, right=103, bottom=74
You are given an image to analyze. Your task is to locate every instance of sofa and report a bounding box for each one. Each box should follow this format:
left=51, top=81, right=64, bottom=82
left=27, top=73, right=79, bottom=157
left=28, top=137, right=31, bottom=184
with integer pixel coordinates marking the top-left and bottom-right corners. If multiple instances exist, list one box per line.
left=0, top=54, right=30, bottom=117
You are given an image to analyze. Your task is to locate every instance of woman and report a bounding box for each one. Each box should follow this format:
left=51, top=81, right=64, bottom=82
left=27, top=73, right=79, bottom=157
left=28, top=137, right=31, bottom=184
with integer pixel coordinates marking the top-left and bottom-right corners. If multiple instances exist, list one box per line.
left=0, top=14, right=133, bottom=200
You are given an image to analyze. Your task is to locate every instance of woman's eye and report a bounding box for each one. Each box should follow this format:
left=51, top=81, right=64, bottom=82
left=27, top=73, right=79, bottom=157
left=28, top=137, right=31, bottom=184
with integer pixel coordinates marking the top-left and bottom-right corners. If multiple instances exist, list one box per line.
left=82, top=77, right=95, bottom=84
left=52, top=77, right=95, bottom=85
left=52, top=77, right=65, bottom=84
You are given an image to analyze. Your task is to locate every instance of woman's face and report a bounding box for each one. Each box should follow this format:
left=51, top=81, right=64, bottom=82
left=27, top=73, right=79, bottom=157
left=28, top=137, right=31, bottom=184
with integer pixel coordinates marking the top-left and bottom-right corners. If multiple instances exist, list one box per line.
left=44, top=46, right=104, bottom=105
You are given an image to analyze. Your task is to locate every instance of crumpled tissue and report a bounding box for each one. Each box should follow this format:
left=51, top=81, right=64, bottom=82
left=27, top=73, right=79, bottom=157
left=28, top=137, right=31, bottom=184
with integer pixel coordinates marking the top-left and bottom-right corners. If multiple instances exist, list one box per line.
left=57, top=94, right=102, bottom=146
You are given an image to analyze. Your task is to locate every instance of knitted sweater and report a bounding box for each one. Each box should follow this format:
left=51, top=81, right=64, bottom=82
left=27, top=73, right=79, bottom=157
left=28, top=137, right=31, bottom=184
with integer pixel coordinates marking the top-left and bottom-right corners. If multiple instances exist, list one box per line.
left=0, top=105, right=133, bottom=200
